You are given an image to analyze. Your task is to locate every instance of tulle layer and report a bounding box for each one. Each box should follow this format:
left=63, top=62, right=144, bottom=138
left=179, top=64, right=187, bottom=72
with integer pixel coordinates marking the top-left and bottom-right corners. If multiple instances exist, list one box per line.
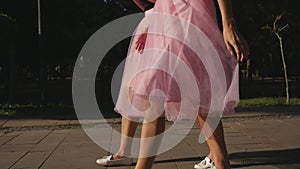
left=114, top=0, right=239, bottom=122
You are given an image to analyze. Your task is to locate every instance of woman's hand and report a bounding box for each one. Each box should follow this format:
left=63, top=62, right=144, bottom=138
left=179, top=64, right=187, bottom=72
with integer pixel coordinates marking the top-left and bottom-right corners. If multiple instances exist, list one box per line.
left=217, top=0, right=249, bottom=62
left=136, top=33, right=148, bottom=54
left=133, top=0, right=156, bottom=11
left=223, top=22, right=249, bottom=62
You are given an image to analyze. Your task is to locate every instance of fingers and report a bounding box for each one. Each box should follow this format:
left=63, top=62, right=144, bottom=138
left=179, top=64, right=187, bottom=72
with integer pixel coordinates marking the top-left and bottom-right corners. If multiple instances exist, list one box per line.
left=232, top=42, right=241, bottom=62
left=225, top=42, right=234, bottom=56
left=225, top=40, right=242, bottom=62
left=136, top=41, right=144, bottom=53
left=135, top=41, right=142, bottom=52
left=223, top=27, right=249, bottom=62
left=136, top=43, right=141, bottom=52
left=239, top=41, right=250, bottom=62
left=135, top=33, right=147, bottom=54
left=227, top=40, right=249, bottom=62
left=241, top=46, right=249, bottom=62
left=240, top=53, right=246, bottom=62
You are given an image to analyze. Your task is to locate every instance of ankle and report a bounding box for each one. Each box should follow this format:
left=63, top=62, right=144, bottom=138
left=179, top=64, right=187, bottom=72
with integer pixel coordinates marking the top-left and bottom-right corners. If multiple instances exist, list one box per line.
left=113, top=154, right=126, bottom=159
left=113, top=151, right=132, bottom=159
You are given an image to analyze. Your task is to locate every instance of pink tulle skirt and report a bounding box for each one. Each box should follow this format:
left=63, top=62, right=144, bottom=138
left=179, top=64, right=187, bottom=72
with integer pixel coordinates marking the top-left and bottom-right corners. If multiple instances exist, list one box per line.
left=114, top=0, right=239, bottom=122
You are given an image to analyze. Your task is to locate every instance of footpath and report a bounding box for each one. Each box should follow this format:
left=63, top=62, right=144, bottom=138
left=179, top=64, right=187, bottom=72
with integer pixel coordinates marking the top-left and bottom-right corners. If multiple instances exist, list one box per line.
left=0, top=106, right=299, bottom=169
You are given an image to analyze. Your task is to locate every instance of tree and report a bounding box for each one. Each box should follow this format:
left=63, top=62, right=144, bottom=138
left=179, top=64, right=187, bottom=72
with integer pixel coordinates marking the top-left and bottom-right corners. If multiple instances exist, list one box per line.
left=263, top=12, right=289, bottom=104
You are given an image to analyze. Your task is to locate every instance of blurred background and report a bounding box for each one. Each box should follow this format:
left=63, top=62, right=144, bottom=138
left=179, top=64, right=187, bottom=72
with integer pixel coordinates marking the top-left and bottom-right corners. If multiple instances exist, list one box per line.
left=0, top=0, right=299, bottom=117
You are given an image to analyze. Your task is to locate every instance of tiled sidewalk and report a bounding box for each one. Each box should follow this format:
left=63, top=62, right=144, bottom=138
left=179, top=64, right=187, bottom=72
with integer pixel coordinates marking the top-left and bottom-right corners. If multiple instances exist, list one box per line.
left=0, top=113, right=299, bottom=169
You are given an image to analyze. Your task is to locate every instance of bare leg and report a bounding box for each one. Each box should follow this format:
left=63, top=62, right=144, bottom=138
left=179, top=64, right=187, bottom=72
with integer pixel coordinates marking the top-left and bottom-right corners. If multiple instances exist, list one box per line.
left=135, top=117, right=165, bottom=169
left=197, top=115, right=231, bottom=169
left=113, top=117, right=138, bottom=159
left=113, top=88, right=149, bottom=159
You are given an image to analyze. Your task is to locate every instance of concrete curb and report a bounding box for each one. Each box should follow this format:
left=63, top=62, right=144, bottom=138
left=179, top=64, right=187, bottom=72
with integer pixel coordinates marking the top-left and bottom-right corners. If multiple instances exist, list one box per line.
left=0, top=111, right=299, bottom=132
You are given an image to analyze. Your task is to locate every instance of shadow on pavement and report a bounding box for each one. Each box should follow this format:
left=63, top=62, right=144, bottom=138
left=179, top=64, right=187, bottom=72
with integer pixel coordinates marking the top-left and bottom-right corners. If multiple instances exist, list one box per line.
left=154, top=156, right=204, bottom=164
left=153, top=148, right=300, bottom=168
left=230, top=148, right=300, bottom=168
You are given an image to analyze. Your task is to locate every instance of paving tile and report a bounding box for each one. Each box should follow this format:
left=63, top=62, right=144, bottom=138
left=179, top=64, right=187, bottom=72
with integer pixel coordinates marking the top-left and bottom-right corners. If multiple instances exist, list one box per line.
left=168, top=140, right=197, bottom=158
left=0, top=144, right=35, bottom=152
left=63, top=127, right=109, bottom=143
left=0, top=119, right=8, bottom=127
left=32, top=131, right=66, bottom=152
left=108, top=165, right=132, bottom=169
left=240, top=128, right=271, bottom=138
left=240, top=121, right=299, bottom=149
left=11, top=151, right=51, bottom=169
left=4, top=131, right=22, bottom=136
left=152, top=162, right=178, bottom=169
left=224, top=130, right=245, bottom=137
left=227, top=143, right=268, bottom=153
left=183, top=135, right=209, bottom=156
left=237, top=165, right=280, bottom=169
left=0, top=115, right=299, bottom=169
left=226, top=135, right=258, bottom=145
left=222, top=121, right=237, bottom=128
left=3, top=119, right=72, bottom=128
left=39, top=141, right=107, bottom=169
left=153, top=151, right=178, bottom=169
left=7, top=130, right=51, bottom=145
left=262, top=137, right=299, bottom=150
left=0, top=132, right=4, bottom=137
left=279, top=118, right=300, bottom=128
left=52, top=129, right=71, bottom=134
left=177, top=161, right=198, bottom=169
left=185, top=128, right=200, bottom=136
left=0, top=151, right=27, bottom=169
left=0, top=135, right=16, bottom=145
left=155, top=151, right=174, bottom=161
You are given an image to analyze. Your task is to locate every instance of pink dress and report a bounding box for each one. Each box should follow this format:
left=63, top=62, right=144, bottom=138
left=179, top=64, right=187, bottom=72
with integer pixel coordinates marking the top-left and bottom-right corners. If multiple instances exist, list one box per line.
left=114, top=0, right=239, bottom=122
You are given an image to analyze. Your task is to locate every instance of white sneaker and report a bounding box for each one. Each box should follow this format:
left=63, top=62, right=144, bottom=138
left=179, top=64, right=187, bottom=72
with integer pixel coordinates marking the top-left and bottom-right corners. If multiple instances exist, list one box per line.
left=194, top=156, right=234, bottom=169
left=194, top=157, right=217, bottom=169
left=96, top=155, right=134, bottom=166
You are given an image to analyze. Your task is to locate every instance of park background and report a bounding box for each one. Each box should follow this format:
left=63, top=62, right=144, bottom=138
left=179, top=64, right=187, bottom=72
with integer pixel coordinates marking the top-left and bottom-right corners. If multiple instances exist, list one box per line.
left=0, top=0, right=299, bottom=117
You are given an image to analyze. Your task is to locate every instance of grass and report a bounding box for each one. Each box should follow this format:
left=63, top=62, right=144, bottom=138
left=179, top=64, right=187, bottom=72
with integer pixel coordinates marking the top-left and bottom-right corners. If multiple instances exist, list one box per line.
left=238, top=97, right=300, bottom=108
left=1, top=97, right=300, bottom=118
left=0, top=104, right=75, bottom=118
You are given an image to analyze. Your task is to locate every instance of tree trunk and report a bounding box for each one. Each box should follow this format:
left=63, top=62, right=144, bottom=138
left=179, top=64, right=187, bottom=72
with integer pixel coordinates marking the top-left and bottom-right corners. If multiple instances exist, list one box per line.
left=246, top=59, right=252, bottom=81
left=276, top=34, right=289, bottom=104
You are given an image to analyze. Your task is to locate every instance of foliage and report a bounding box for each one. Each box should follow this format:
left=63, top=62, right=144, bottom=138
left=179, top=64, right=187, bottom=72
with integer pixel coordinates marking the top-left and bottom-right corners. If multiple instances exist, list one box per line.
left=0, top=0, right=299, bottom=104
left=0, top=103, right=74, bottom=118
left=1, top=0, right=299, bottom=78
left=238, top=97, right=300, bottom=107
left=232, top=0, right=299, bottom=78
